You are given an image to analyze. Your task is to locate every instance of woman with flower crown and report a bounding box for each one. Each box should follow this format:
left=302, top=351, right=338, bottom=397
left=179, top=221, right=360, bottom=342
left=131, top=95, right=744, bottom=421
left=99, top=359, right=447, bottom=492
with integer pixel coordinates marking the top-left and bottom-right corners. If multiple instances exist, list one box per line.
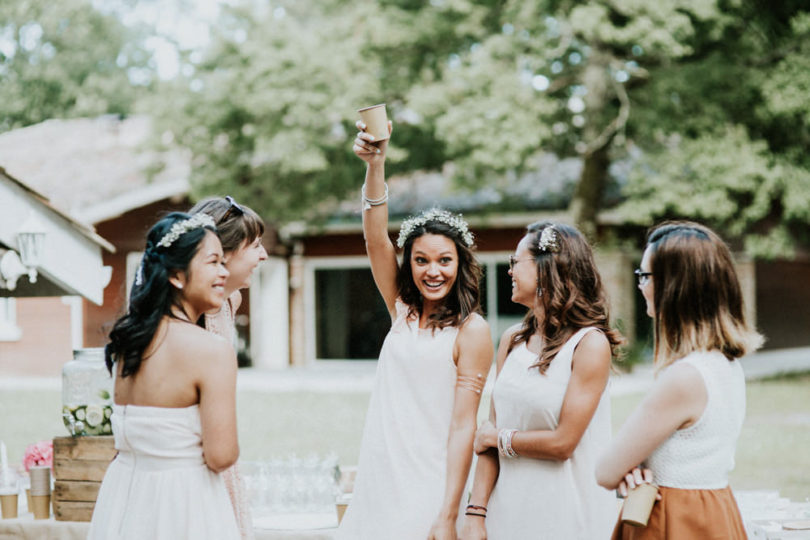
left=88, top=212, right=241, bottom=540
left=461, top=222, right=623, bottom=540
left=336, top=122, right=494, bottom=540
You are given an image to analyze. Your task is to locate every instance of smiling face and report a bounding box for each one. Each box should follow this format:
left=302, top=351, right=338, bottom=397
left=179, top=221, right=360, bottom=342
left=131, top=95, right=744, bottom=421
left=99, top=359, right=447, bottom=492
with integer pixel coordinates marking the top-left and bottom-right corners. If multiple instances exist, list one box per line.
left=173, top=231, right=229, bottom=315
left=409, top=233, right=459, bottom=306
left=509, top=234, right=539, bottom=308
left=224, top=236, right=268, bottom=293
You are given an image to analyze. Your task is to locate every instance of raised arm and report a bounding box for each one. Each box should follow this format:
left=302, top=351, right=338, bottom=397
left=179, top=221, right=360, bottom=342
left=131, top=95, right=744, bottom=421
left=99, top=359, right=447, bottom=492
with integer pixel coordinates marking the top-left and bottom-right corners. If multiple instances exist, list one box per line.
left=474, top=330, right=611, bottom=462
left=197, top=336, right=239, bottom=473
left=428, top=314, right=494, bottom=540
left=596, top=361, right=706, bottom=490
left=461, top=325, right=520, bottom=540
left=353, top=120, right=398, bottom=318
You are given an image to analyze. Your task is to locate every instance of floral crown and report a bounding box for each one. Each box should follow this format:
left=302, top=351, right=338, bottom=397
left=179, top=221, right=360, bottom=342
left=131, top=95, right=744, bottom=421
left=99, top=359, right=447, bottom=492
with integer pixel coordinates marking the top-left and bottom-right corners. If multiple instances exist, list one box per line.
left=156, top=213, right=216, bottom=249
left=396, top=208, right=474, bottom=249
left=537, top=227, right=560, bottom=253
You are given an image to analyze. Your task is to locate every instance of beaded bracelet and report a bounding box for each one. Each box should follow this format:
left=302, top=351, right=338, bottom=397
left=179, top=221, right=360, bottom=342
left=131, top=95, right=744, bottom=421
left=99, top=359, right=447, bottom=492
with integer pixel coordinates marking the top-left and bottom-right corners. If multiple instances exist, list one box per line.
left=465, top=511, right=486, bottom=518
left=466, top=504, right=487, bottom=512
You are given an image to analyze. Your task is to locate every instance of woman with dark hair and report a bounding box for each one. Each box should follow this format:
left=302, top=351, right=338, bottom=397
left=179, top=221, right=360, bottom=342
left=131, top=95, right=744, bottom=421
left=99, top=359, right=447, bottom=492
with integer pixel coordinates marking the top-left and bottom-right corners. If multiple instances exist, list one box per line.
left=88, top=212, right=241, bottom=540
left=336, top=122, right=494, bottom=540
left=189, top=196, right=267, bottom=539
left=597, top=221, right=762, bottom=539
left=462, top=222, right=623, bottom=540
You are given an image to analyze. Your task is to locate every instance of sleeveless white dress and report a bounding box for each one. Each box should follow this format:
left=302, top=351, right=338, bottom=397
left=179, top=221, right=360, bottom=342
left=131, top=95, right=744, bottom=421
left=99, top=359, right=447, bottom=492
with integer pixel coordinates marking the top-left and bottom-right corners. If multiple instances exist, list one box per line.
left=87, top=404, right=241, bottom=540
left=486, top=327, right=616, bottom=540
left=336, top=300, right=463, bottom=540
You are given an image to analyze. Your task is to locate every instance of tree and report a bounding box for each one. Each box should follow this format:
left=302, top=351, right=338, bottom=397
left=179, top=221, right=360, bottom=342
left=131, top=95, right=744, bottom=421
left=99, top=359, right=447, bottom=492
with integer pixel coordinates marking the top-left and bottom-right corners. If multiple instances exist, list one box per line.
left=0, top=0, right=152, bottom=131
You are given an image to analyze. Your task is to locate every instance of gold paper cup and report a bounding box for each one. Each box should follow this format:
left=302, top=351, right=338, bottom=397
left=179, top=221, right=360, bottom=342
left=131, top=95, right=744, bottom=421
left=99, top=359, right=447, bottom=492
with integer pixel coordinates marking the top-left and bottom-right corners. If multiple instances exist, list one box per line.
left=0, top=490, right=18, bottom=519
left=31, top=494, right=50, bottom=520
left=621, top=483, right=658, bottom=527
left=357, top=104, right=390, bottom=142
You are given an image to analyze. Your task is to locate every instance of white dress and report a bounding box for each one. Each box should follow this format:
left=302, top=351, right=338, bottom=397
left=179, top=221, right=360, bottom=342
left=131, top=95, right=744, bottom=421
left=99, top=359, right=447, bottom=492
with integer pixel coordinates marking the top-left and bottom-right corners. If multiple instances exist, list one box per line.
left=486, top=327, right=616, bottom=540
left=87, top=404, right=241, bottom=540
left=336, top=300, right=463, bottom=540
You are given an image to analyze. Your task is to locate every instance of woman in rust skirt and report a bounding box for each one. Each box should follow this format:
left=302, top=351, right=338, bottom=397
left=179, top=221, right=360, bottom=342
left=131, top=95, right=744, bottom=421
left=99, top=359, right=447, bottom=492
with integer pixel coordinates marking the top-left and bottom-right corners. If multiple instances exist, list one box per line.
left=596, top=222, right=763, bottom=539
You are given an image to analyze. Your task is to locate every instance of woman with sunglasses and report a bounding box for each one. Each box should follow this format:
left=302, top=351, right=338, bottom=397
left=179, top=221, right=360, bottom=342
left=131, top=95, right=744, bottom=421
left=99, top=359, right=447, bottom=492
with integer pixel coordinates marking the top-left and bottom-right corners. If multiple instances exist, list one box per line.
left=597, top=222, right=762, bottom=539
left=461, top=221, right=622, bottom=540
left=188, top=196, right=267, bottom=540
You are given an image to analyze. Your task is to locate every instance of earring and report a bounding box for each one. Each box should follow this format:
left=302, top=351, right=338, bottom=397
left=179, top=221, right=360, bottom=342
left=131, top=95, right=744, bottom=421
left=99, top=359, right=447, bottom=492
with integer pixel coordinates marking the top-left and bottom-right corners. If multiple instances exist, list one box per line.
left=536, top=286, right=543, bottom=297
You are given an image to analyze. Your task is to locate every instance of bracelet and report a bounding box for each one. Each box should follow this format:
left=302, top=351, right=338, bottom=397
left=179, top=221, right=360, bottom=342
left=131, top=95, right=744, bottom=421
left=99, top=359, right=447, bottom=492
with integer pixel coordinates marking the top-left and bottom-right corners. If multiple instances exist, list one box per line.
left=464, top=511, right=487, bottom=518
left=466, top=504, right=487, bottom=512
left=497, top=428, right=518, bottom=458
left=361, top=183, right=388, bottom=211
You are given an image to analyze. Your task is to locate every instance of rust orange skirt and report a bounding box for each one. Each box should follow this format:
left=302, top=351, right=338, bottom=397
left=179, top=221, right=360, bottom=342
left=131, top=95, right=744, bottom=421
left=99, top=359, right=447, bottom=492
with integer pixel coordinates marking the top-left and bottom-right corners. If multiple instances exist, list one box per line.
left=611, top=486, right=747, bottom=540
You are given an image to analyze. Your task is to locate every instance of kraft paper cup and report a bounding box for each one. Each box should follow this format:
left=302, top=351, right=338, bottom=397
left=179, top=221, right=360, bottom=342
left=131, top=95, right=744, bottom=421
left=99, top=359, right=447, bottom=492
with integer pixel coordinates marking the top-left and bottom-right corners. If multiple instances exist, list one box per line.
left=31, top=494, right=50, bottom=520
left=336, top=494, right=352, bottom=524
left=357, top=104, right=390, bottom=142
left=0, top=488, right=18, bottom=519
left=28, top=466, right=50, bottom=497
left=621, top=483, right=658, bottom=527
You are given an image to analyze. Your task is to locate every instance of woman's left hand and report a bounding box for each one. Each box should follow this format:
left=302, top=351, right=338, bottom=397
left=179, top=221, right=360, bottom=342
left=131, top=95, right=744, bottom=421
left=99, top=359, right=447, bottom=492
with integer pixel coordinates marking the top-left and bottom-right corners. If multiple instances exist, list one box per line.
left=427, top=517, right=457, bottom=540
left=474, top=421, right=497, bottom=454
left=617, top=467, right=662, bottom=500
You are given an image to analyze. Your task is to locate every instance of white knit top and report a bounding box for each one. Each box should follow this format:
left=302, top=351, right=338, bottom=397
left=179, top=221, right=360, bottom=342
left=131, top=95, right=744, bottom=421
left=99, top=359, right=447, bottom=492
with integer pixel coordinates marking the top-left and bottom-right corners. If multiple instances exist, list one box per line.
left=646, top=350, right=746, bottom=489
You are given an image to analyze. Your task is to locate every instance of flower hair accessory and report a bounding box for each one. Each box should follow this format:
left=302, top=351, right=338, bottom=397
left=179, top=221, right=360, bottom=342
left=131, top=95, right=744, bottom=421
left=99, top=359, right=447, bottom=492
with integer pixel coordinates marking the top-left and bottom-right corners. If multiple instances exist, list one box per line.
left=538, top=227, right=560, bottom=253
left=396, top=208, right=474, bottom=248
left=156, top=213, right=216, bottom=249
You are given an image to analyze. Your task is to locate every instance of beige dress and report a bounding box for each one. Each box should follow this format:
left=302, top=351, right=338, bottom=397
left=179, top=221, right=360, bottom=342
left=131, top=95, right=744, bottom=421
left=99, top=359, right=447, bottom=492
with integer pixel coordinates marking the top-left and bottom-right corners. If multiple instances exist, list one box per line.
left=486, top=327, right=616, bottom=539
left=205, top=291, right=254, bottom=540
left=336, top=300, right=464, bottom=539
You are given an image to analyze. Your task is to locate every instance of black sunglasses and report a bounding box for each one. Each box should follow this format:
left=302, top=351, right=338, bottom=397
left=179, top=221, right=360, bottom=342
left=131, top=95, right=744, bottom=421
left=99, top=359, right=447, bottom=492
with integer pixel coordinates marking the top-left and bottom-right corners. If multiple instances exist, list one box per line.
left=634, top=268, right=653, bottom=286
left=219, top=195, right=245, bottom=224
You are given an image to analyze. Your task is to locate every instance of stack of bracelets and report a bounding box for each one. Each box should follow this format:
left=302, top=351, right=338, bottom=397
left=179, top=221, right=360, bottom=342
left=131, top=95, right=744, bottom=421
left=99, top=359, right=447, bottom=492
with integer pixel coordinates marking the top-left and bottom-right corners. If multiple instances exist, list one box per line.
left=497, top=428, right=518, bottom=458
left=465, top=504, right=487, bottom=518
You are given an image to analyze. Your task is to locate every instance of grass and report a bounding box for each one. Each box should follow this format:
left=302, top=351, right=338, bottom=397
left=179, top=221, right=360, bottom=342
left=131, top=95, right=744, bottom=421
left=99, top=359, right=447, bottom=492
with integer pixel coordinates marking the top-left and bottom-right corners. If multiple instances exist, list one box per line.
left=1, top=374, right=808, bottom=500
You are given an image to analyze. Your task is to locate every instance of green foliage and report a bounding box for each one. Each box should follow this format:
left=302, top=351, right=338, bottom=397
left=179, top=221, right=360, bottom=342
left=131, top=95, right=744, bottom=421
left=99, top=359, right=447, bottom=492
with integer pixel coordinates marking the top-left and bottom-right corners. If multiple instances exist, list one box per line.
left=0, top=0, right=152, bottom=131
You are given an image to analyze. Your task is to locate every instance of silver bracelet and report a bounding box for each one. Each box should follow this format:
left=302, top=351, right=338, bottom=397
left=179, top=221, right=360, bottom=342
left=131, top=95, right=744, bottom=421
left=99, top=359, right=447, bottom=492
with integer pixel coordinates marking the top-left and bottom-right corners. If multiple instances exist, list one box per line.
left=361, top=183, right=388, bottom=211
left=498, top=429, right=518, bottom=458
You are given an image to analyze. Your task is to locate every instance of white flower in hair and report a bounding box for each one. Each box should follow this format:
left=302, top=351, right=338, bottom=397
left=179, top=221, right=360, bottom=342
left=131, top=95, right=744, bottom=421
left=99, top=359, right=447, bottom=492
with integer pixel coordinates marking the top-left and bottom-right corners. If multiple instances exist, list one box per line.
left=397, top=208, right=474, bottom=248
left=538, top=227, right=560, bottom=253
left=156, top=213, right=216, bottom=249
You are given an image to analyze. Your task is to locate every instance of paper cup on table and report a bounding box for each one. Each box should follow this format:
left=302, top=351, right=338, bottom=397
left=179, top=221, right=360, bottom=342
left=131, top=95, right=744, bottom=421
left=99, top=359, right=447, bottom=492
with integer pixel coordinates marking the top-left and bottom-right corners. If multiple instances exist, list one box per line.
left=336, top=494, right=352, bottom=524
left=621, top=483, right=658, bottom=527
left=0, top=486, right=18, bottom=519
left=357, top=104, right=389, bottom=142
left=28, top=466, right=50, bottom=520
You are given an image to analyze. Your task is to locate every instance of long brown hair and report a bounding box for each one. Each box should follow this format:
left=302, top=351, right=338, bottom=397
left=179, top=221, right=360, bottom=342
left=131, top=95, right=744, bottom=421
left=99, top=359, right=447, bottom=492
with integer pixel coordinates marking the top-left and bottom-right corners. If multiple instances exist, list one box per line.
left=397, top=218, right=482, bottom=330
left=646, top=221, right=763, bottom=368
left=189, top=196, right=265, bottom=253
left=509, top=222, right=623, bottom=372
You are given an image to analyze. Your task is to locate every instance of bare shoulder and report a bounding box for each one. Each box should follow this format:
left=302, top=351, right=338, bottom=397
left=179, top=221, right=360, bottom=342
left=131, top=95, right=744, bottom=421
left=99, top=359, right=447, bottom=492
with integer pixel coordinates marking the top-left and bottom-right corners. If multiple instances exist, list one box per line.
left=654, top=360, right=704, bottom=400
left=571, top=329, right=611, bottom=373
left=171, top=322, right=234, bottom=365
left=500, top=322, right=524, bottom=345
left=459, top=312, right=490, bottom=337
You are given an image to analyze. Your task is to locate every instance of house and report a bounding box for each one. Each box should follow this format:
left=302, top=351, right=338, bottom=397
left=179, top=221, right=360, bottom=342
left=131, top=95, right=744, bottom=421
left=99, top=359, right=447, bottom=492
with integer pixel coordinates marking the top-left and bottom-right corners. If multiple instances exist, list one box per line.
left=0, top=167, right=114, bottom=375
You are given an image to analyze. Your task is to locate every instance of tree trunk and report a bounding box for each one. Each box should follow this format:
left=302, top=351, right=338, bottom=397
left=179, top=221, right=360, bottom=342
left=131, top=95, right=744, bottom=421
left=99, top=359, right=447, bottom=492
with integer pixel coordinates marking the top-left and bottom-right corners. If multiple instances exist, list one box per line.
left=569, top=49, right=613, bottom=241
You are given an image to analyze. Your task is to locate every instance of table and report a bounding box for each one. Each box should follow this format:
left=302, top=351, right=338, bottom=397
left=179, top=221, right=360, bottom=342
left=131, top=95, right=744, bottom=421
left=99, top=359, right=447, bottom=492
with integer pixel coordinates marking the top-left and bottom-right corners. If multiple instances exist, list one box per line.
left=0, top=514, right=336, bottom=540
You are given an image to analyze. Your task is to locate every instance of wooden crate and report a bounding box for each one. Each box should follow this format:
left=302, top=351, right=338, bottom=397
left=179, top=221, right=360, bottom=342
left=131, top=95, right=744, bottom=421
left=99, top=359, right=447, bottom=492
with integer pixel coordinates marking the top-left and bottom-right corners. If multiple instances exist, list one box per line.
left=52, top=436, right=116, bottom=522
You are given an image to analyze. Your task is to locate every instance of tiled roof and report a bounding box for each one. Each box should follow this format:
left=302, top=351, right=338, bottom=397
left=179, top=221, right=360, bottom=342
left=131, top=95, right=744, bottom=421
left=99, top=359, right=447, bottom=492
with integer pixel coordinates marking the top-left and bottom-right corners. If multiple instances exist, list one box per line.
left=0, top=115, right=190, bottom=225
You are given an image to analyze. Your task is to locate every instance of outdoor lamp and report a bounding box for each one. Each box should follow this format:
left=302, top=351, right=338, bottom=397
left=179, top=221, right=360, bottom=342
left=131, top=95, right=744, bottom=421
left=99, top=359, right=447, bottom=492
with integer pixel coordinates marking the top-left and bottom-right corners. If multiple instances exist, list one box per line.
left=16, top=214, right=46, bottom=284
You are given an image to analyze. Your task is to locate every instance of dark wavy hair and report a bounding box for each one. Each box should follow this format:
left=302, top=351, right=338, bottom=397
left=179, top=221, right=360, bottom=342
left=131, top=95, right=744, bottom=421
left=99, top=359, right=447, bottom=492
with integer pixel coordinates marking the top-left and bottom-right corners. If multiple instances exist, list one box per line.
left=396, top=217, right=482, bottom=330
left=645, top=221, right=763, bottom=368
left=509, top=221, right=624, bottom=372
left=189, top=196, right=264, bottom=253
left=105, top=212, right=217, bottom=377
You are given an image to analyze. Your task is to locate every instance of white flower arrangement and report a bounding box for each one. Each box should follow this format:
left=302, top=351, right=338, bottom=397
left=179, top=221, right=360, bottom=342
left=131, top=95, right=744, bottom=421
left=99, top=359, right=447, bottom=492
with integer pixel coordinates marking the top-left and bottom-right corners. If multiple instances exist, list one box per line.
left=538, top=227, right=560, bottom=253
left=396, top=208, right=474, bottom=248
left=156, top=213, right=216, bottom=249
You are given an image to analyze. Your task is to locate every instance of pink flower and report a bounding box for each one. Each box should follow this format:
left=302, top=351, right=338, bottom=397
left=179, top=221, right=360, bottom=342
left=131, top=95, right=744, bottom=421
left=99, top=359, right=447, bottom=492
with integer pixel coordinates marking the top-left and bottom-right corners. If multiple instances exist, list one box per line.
left=23, top=440, right=53, bottom=472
